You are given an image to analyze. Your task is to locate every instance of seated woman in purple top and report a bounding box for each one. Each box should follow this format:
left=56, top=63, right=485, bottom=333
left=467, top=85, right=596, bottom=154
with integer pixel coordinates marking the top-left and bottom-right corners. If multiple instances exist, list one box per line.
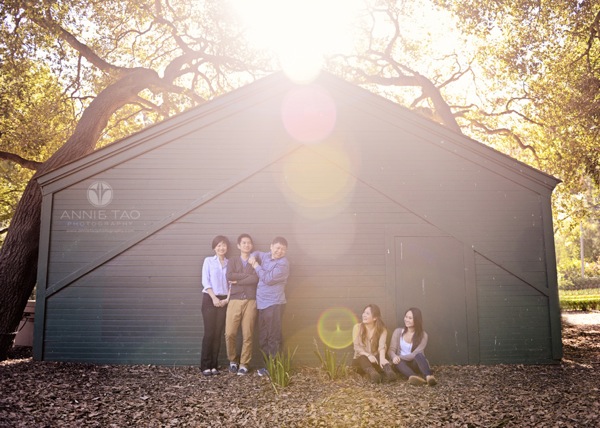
left=388, top=307, right=437, bottom=386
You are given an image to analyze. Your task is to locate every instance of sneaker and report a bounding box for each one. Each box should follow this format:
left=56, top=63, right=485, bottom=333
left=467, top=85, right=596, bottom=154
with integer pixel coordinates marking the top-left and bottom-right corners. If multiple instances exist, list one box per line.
left=256, top=368, right=269, bottom=377
left=229, top=362, right=238, bottom=374
left=426, top=375, right=437, bottom=386
left=202, top=369, right=212, bottom=376
left=408, top=375, right=427, bottom=386
left=237, top=366, right=249, bottom=376
left=211, top=368, right=218, bottom=375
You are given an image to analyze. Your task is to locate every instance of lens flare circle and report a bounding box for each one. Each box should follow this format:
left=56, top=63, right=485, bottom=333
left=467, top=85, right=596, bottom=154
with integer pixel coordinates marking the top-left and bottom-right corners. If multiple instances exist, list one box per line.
left=282, top=147, right=352, bottom=203
left=281, top=85, right=336, bottom=143
left=317, top=307, right=358, bottom=349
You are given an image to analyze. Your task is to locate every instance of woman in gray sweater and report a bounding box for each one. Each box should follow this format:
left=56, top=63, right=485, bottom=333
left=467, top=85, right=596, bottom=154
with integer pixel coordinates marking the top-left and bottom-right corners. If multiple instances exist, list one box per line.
left=388, top=307, right=437, bottom=386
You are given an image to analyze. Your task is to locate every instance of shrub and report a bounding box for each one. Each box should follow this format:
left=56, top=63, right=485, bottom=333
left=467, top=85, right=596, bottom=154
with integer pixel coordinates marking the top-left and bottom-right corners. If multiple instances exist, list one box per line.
left=559, top=293, right=600, bottom=311
left=314, top=339, right=350, bottom=380
left=559, top=278, right=575, bottom=290
left=573, top=277, right=600, bottom=289
left=263, top=347, right=297, bottom=394
left=560, top=277, right=600, bottom=291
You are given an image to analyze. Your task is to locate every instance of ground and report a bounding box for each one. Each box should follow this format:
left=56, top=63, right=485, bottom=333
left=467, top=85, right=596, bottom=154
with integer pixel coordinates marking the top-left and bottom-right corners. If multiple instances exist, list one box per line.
left=1, top=313, right=599, bottom=427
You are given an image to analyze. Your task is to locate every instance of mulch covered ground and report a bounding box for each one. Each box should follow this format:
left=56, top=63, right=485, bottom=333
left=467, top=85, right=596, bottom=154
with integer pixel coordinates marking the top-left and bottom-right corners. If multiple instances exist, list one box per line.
left=1, top=314, right=598, bottom=427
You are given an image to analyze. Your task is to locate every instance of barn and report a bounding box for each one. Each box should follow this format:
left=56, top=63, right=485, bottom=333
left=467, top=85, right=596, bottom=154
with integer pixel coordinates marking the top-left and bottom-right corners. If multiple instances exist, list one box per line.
left=33, top=71, right=562, bottom=366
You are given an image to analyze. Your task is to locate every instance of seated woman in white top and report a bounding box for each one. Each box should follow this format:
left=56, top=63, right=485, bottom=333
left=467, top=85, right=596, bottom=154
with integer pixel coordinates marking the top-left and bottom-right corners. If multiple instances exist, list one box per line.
left=388, top=307, right=437, bottom=386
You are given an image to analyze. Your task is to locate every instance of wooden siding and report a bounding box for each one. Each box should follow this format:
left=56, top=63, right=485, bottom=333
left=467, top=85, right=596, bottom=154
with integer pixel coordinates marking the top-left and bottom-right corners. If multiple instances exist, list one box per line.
left=46, top=98, right=299, bottom=288
left=44, top=276, right=201, bottom=364
left=476, top=255, right=553, bottom=363
left=320, top=119, right=550, bottom=292
left=42, top=159, right=427, bottom=365
left=37, top=72, right=561, bottom=365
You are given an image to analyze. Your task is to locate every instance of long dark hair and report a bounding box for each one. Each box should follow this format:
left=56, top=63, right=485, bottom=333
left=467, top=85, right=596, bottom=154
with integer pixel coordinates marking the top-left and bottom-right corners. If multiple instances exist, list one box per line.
left=360, top=304, right=386, bottom=351
left=404, top=307, right=424, bottom=352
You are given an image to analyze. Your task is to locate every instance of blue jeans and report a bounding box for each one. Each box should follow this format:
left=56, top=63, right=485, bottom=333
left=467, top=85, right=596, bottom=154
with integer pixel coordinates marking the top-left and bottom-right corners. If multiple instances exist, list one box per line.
left=258, top=304, right=285, bottom=359
left=394, top=353, right=432, bottom=378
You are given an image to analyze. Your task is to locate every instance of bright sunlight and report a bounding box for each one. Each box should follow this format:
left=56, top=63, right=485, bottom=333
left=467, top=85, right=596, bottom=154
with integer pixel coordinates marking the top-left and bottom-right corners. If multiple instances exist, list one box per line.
left=230, top=0, right=364, bottom=83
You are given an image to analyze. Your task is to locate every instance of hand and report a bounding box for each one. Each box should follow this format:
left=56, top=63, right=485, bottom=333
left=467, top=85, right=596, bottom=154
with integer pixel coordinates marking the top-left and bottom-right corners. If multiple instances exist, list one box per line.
left=393, top=356, right=400, bottom=365
left=379, top=357, right=389, bottom=367
left=212, top=298, right=221, bottom=307
left=367, top=354, right=377, bottom=364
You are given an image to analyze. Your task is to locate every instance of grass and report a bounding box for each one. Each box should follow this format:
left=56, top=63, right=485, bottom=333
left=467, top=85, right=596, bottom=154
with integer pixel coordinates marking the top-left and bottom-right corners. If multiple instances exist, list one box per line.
left=262, top=347, right=297, bottom=394
left=559, top=288, right=600, bottom=311
left=313, top=339, right=350, bottom=380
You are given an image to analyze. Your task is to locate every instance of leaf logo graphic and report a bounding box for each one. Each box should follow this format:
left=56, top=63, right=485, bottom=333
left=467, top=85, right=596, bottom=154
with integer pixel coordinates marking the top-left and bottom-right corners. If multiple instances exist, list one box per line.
left=87, top=181, right=113, bottom=207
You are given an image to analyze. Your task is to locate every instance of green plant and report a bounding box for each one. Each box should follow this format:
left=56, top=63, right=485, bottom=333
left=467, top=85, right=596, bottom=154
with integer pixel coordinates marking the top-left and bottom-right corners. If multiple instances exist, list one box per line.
left=262, top=347, right=297, bottom=394
left=559, top=289, right=600, bottom=311
left=313, top=339, right=349, bottom=380
left=572, top=277, right=600, bottom=290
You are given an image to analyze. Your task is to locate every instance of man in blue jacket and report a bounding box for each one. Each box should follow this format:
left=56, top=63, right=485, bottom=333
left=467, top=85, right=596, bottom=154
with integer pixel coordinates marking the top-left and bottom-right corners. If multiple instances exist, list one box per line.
left=249, top=236, right=290, bottom=376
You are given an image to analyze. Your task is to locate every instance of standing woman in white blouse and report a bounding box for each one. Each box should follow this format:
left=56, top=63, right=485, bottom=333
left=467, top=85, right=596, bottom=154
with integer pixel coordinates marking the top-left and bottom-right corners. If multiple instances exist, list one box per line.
left=200, top=235, right=231, bottom=376
left=388, top=307, right=437, bottom=386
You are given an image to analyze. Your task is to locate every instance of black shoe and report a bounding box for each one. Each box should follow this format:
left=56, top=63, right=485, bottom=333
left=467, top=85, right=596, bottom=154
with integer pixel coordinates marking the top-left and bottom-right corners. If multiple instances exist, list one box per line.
left=382, top=364, right=398, bottom=383
left=365, top=367, right=381, bottom=384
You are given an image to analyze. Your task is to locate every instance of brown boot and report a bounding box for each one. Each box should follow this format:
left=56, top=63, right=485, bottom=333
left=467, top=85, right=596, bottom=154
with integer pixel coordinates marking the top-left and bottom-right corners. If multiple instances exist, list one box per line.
left=426, top=375, right=437, bottom=386
left=364, top=367, right=381, bottom=384
left=408, top=375, right=427, bottom=386
left=382, top=364, right=398, bottom=383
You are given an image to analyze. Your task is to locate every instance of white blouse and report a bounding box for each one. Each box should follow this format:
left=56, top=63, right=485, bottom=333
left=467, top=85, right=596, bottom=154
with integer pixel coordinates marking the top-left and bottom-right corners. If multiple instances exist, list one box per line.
left=400, top=335, right=413, bottom=356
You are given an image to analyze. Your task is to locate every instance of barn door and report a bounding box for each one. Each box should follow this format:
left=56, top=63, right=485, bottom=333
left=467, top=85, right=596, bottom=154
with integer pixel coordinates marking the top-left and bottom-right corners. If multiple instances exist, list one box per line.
left=395, top=236, right=469, bottom=364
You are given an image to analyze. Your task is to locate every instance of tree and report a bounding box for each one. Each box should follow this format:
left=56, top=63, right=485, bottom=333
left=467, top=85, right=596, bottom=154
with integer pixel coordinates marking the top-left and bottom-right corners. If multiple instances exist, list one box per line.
left=326, top=0, right=475, bottom=133
left=0, top=61, right=75, bottom=242
left=434, top=0, right=600, bottom=228
left=0, top=0, right=543, bottom=360
left=0, top=0, right=271, bottom=359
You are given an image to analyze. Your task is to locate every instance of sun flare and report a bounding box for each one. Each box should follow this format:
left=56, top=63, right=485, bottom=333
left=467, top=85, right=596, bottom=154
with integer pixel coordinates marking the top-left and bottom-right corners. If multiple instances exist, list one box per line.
left=230, top=0, right=363, bottom=82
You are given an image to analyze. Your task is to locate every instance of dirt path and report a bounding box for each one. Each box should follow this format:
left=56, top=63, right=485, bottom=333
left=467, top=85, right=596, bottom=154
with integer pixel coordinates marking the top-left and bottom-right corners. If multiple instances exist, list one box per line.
left=562, top=310, right=600, bottom=326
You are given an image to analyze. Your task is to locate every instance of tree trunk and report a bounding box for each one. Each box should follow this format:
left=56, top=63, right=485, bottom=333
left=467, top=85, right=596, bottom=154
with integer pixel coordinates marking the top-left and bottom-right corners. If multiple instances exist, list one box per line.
left=0, top=178, right=42, bottom=358
left=0, top=68, right=161, bottom=360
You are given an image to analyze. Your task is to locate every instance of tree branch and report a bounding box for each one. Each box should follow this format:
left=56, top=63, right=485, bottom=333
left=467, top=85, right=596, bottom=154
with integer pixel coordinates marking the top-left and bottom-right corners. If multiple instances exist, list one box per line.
left=0, top=152, right=42, bottom=170
left=357, top=70, right=463, bottom=133
left=33, top=7, right=128, bottom=78
left=468, top=119, right=539, bottom=160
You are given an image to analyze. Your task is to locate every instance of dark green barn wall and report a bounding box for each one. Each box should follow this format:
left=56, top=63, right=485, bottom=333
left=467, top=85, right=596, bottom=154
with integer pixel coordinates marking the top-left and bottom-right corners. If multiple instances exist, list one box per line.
left=39, top=156, right=429, bottom=365
left=35, top=72, right=561, bottom=366
left=476, top=255, right=553, bottom=363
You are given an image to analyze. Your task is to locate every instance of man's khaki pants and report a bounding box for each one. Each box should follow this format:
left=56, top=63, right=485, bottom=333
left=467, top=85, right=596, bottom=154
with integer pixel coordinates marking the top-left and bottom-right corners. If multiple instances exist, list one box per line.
left=225, top=299, right=257, bottom=366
